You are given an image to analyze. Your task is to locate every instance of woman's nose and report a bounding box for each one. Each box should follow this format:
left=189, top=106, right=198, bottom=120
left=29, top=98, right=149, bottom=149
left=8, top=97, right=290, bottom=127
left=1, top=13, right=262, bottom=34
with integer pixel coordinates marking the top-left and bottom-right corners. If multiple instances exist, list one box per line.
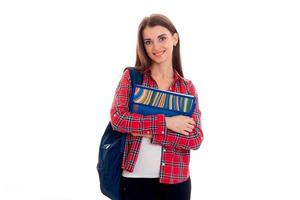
left=152, top=41, right=161, bottom=50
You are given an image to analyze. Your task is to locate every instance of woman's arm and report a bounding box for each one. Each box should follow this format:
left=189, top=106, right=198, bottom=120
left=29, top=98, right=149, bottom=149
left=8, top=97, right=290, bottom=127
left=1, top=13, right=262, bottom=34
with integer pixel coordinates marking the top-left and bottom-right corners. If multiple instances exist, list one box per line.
left=151, top=80, right=204, bottom=150
left=110, top=69, right=167, bottom=137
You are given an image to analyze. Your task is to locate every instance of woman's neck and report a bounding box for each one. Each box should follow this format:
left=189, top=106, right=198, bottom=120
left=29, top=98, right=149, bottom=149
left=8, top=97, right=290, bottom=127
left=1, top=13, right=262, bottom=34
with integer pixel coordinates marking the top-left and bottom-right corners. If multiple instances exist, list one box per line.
left=150, top=64, right=174, bottom=79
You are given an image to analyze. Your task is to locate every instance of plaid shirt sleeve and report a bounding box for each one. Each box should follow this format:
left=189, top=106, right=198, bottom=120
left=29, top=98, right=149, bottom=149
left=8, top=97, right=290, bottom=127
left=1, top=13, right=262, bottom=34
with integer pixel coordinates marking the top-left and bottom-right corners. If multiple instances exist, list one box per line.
left=151, top=80, right=204, bottom=150
left=110, top=69, right=167, bottom=136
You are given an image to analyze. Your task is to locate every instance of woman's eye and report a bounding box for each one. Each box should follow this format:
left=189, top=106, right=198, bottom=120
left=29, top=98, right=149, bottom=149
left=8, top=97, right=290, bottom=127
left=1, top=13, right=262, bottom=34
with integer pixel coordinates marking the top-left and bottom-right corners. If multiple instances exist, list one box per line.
left=144, top=41, right=152, bottom=45
left=159, top=37, right=167, bottom=41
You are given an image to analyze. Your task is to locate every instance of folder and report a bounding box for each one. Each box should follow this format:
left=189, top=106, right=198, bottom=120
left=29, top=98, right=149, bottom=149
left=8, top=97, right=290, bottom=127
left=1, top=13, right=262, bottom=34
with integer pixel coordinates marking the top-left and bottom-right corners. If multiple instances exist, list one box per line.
left=130, top=84, right=196, bottom=117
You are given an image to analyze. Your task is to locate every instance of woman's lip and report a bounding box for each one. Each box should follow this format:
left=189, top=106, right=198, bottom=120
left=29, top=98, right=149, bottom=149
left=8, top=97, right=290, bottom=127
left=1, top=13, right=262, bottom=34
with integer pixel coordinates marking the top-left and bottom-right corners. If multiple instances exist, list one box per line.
left=153, top=50, right=165, bottom=56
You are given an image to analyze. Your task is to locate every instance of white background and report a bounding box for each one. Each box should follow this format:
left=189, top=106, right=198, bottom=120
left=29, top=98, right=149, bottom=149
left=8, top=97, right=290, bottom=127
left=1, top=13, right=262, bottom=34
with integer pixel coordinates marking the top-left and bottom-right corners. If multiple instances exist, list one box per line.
left=1, top=0, right=299, bottom=199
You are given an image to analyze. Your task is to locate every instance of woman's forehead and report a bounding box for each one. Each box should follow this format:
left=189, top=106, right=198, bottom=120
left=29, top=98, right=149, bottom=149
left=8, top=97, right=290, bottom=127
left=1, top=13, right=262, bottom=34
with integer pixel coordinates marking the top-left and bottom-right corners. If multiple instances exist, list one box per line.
left=142, top=26, right=171, bottom=39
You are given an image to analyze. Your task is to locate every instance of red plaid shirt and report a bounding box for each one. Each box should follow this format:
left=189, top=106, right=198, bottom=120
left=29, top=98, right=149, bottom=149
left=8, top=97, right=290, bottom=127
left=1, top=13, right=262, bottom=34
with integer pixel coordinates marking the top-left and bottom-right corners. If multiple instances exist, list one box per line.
left=110, top=67, right=204, bottom=184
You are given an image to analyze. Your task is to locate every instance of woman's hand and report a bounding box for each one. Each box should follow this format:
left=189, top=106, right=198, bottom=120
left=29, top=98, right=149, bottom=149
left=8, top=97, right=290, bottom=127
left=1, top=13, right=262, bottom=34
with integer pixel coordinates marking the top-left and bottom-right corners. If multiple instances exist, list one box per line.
left=165, top=115, right=195, bottom=136
left=130, top=115, right=194, bottom=138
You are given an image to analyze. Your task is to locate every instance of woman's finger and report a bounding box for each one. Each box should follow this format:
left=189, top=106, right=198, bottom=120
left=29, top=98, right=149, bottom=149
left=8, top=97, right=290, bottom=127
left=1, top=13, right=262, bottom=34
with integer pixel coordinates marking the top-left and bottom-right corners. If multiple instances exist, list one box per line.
left=187, top=124, right=194, bottom=130
left=181, top=130, right=189, bottom=135
left=187, top=118, right=195, bottom=125
left=185, top=127, right=193, bottom=133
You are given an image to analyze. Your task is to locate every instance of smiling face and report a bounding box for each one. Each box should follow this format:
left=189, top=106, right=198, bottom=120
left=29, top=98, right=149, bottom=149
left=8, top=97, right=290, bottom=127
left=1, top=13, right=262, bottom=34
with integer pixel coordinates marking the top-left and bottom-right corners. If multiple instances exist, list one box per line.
left=142, top=25, right=178, bottom=66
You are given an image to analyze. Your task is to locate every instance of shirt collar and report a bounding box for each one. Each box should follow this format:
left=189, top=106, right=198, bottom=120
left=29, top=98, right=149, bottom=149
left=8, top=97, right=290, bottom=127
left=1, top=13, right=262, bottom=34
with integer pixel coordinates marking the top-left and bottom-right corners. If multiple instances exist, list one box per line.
left=143, top=67, right=183, bottom=82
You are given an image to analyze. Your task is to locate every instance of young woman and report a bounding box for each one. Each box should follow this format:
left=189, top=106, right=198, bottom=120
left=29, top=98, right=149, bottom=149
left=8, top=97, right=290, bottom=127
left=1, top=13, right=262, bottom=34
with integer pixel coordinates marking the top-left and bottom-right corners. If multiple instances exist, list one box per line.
left=110, top=14, right=204, bottom=200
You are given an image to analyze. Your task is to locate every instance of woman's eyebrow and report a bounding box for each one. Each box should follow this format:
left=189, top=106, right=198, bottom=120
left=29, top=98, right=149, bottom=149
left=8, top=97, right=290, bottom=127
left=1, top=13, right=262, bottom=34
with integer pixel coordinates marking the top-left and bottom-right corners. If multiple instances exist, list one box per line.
left=157, top=33, right=167, bottom=38
left=144, top=33, right=167, bottom=41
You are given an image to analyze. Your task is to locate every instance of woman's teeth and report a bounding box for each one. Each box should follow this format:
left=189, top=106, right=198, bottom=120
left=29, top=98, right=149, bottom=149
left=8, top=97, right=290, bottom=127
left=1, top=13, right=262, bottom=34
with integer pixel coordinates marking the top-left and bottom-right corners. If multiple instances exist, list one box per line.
left=154, top=51, right=165, bottom=56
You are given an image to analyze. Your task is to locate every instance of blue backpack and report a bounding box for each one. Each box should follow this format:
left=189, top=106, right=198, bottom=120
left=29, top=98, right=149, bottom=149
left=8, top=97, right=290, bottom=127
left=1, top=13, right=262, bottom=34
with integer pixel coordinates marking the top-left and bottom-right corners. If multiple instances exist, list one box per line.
left=97, top=67, right=143, bottom=200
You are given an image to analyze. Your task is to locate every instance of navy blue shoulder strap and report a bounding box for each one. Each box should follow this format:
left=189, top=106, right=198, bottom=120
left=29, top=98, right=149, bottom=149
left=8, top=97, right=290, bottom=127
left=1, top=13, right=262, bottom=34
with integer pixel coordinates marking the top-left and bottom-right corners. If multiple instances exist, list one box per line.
left=124, top=67, right=143, bottom=112
left=125, top=66, right=143, bottom=87
left=120, top=66, right=143, bottom=152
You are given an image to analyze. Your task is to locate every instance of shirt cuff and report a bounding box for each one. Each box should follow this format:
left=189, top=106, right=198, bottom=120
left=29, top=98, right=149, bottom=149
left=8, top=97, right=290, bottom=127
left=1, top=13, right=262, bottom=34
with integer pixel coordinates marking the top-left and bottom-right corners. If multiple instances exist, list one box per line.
left=155, top=114, right=166, bottom=134
left=150, top=114, right=166, bottom=144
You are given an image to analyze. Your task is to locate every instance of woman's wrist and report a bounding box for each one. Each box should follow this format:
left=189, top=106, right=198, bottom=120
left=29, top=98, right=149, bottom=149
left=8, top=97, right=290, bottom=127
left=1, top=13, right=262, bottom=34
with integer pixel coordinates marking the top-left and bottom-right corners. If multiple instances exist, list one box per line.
left=165, top=117, right=170, bottom=129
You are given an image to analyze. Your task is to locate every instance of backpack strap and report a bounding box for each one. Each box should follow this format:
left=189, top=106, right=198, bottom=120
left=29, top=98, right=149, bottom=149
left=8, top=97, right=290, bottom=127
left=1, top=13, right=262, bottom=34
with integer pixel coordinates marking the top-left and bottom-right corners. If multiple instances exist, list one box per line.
left=120, top=66, right=143, bottom=152
left=125, top=67, right=143, bottom=112
left=125, top=66, right=143, bottom=88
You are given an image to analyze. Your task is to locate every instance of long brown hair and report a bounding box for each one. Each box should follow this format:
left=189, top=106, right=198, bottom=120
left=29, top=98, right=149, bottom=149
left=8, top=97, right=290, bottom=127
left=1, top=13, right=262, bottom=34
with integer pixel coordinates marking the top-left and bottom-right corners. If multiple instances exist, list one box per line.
left=134, top=14, right=184, bottom=77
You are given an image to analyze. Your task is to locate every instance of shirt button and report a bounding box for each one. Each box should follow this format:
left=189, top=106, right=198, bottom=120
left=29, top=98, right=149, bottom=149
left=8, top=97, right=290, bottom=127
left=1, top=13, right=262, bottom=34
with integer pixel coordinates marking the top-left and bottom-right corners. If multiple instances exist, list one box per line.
left=161, top=162, right=165, bottom=166
left=147, top=131, right=150, bottom=134
left=161, top=131, right=164, bottom=134
left=163, top=148, right=166, bottom=152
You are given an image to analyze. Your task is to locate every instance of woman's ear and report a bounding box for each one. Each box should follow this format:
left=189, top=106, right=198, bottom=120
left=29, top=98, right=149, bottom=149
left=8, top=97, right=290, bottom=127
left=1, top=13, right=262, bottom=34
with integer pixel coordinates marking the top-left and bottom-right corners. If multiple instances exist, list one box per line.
left=172, top=33, right=179, bottom=46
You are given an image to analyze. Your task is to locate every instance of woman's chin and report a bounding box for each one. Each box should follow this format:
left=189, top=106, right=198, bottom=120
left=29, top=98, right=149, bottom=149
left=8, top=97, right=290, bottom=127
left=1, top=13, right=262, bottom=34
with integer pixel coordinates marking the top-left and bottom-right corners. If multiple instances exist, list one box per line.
left=151, top=57, right=168, bottom=65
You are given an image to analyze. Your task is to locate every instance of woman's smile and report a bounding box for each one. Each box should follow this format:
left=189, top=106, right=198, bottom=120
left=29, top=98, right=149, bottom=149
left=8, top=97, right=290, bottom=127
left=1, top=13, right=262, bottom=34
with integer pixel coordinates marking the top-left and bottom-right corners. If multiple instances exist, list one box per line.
left=153, top=50, right=166, bottom=56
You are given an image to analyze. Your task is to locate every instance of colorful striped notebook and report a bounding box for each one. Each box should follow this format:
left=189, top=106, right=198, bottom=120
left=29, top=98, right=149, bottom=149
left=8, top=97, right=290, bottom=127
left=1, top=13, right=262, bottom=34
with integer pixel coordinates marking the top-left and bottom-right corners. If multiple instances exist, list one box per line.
left=130, top=84, right=196, bottom=117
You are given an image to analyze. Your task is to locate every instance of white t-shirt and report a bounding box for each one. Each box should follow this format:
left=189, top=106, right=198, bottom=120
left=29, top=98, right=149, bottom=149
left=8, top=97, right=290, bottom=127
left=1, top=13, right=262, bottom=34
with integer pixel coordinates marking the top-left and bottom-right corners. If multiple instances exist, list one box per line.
left=122, top=137, right=162, bottom=178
